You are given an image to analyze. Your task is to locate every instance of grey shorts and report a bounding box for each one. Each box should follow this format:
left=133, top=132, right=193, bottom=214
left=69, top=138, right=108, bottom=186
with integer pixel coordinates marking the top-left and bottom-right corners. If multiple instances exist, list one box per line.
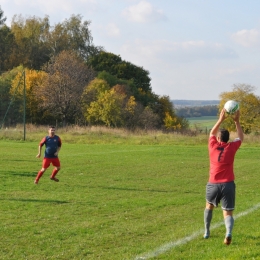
left=206, top=181, right=236, bottom=211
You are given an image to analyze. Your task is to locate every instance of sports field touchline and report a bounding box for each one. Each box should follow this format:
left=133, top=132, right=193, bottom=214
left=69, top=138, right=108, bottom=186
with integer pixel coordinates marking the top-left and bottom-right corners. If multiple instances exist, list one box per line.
left=134, top=202, right=260, bottom=260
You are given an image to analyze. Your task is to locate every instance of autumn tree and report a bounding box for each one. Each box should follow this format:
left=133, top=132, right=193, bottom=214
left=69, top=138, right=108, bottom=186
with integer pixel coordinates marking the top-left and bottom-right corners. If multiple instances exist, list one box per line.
left=81, top=78, right=110, bottom=107
left=10, top=68, right=47, bottom=124
left=81, top=78, right=110, bottom=124
left=87, top=89, right=125, bottom=127
left=163, top=112, right=189, bottom=131
left=82, top=78, right=143, bottom=127
left=219, top=84, right=260, bottom=134
left=10, top=15, right=51, bottom=70
left=7, top=14, right=103, bottom=71
left=152, top=95, right=175, bottom=124
left=81, top=79, right=125, bottom=127
left=148, top=95, right=188, bottom=130
left=39, top=50, right=95, bottom=125
left=0, top=66, right=26, bottom=126
left=47, top=14, right=103, bottom=61
left=88, top=54, right=189, bottom=130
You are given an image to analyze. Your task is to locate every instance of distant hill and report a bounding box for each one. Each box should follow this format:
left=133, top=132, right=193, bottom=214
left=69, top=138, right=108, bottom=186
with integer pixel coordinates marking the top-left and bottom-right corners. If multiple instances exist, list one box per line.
left=172, top=100, right=220, bottom=108
left=172, top=100, right=220, bottom=117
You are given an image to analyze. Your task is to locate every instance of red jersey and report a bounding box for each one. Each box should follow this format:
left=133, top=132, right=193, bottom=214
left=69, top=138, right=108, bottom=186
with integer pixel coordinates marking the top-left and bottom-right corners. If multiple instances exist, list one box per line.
left=208, top=135, right=241, bottom=183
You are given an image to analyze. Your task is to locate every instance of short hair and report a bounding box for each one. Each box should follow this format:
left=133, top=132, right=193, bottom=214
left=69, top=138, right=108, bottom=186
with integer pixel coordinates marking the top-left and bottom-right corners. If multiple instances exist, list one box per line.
left=219, top=129, right=229, bottom=142
left=49, top=126, right=55, bottom=129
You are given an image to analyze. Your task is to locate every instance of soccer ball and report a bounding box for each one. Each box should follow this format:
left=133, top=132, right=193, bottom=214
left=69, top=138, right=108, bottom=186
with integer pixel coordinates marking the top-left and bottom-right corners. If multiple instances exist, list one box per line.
left=224, top=100, right=239, bottom=114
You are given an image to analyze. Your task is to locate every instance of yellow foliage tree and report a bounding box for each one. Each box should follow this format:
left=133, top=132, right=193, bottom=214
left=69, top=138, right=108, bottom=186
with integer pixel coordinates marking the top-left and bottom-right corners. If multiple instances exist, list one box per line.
left=86, top=89, right=125, bottom=127
left=83, top=79, right=139, bottom=127
left=10, top=68, right=47, bottom=122
left=163, top=112, right=181, bottom=130
left=125, top=96, right=136, bottom=115
left=219, top=84, right=260, bottom=134
left=81, top=78, right=110, bottom=112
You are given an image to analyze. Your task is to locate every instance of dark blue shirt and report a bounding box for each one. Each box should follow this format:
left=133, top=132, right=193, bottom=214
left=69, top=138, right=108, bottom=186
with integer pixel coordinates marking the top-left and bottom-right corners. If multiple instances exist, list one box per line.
left=39, top=135, right=62, bottom=158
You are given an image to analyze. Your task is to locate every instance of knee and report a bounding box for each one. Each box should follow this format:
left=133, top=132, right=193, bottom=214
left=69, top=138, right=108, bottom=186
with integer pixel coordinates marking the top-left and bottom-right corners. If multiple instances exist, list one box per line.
left=206, top=202, right=214, bottom=210
left=223, top=210, right=233, bottom=218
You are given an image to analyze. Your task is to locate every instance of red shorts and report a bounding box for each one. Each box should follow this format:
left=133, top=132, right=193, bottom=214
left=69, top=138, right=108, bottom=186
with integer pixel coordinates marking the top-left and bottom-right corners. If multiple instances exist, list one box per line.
left=42, top=158, right=60, bottom=169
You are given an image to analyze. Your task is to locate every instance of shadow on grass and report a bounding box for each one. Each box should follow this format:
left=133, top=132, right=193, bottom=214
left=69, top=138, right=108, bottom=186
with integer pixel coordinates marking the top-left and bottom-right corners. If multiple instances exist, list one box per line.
left=1, top=171, right=36, bottom=177
left=98, top=186, right=174, bottom=193
left=6, top=159, right=35, bottom=162
left=0, top=198, right=69, bottom=204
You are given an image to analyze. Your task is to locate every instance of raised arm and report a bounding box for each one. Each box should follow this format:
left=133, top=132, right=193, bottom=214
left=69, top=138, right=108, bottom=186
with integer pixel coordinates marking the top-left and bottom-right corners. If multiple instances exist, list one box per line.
left=232, top=110, right=244, bottom=142
left=210, top=108, right=226, bottom=136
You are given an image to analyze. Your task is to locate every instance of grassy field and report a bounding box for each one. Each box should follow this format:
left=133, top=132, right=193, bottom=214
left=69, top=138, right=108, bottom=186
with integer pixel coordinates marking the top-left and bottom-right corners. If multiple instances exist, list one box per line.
left=1, top=127, right=260, bottom=259
left=188, top=116, right=218, bottom=132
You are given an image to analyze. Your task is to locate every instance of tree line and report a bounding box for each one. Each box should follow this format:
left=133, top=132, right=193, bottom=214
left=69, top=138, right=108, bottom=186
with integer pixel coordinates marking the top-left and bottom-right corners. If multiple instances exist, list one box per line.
left=1, top=6, right=260, bottom=133
left=176, top=105, right=218, bottom=118
left=0, top=6, right=188, bottom=130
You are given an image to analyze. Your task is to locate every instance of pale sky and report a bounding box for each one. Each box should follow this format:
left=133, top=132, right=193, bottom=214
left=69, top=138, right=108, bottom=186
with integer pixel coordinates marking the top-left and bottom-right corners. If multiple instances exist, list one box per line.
left=1, top=0, right=260, bottom=100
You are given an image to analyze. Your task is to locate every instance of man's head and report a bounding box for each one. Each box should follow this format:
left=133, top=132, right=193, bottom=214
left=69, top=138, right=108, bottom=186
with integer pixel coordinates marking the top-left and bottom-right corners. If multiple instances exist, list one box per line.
left=48, top=126, right=56, bottom=136
left=217, top=129, right=229, bottom=143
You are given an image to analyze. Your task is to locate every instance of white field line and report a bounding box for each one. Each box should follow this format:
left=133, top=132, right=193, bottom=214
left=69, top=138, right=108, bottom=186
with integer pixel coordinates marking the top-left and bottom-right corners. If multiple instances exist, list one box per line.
left=134, top=203, right=260, bottom=260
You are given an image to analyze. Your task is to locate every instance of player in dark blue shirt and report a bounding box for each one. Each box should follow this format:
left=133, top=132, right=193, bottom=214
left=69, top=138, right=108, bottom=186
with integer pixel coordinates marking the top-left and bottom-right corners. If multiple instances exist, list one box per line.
left=34, top=126, right=62, bottom=184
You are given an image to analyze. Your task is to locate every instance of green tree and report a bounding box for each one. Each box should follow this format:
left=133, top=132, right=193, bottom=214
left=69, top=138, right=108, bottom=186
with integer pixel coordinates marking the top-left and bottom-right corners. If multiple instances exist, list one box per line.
left=0, top=25, right=16, bottom=72
left=10, top=15, right=51, bottom=70
left=88, top=53, right=189, bottom=130
left=219, top=84, right=260, bottom=134
left=88, top=52, right=151, bottom=93
left=176, top=105, right=218, bottom=117
left=97, top=71, right=135, bottom=89
left=48, top=14, right=103, bottom=60
left=0, top=5, right=15, bottom=72
left=8, top=14, right=103, bottom=71
left=0, top=6, right=6, bottom=26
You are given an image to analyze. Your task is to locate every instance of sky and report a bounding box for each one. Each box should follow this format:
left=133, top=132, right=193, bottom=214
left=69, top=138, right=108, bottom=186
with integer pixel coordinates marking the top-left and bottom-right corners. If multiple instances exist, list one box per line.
left=1, top=0, right=260, bottom=100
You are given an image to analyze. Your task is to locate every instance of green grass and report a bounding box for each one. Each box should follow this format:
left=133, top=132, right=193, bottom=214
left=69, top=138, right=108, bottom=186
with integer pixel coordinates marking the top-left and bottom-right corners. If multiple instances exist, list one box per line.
left=1, top=129, right=260, bottom=259
left=188, top=116, right=218, bottom=131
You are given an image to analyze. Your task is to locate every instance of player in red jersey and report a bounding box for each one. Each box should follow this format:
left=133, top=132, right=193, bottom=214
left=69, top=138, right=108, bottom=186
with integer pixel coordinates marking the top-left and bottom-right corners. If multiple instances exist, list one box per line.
left=34, top=126, right=62, bottom=184
left=203, top=108, right=244, bottom=245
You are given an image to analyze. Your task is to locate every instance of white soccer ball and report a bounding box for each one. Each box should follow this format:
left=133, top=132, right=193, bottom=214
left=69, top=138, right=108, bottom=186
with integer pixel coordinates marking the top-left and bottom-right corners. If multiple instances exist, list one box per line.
left=224, top=100, right=239, bottom=114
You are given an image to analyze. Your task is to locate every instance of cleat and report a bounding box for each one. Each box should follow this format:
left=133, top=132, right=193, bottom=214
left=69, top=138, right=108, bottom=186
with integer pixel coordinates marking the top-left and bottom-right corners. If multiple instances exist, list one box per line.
left=203, top=234, right=210, bottom=239
left=34, top=180, right=38, bottom=184
left=50, top=177, right=59, bottom=182
left=224, top=234, right=232, bottom=245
